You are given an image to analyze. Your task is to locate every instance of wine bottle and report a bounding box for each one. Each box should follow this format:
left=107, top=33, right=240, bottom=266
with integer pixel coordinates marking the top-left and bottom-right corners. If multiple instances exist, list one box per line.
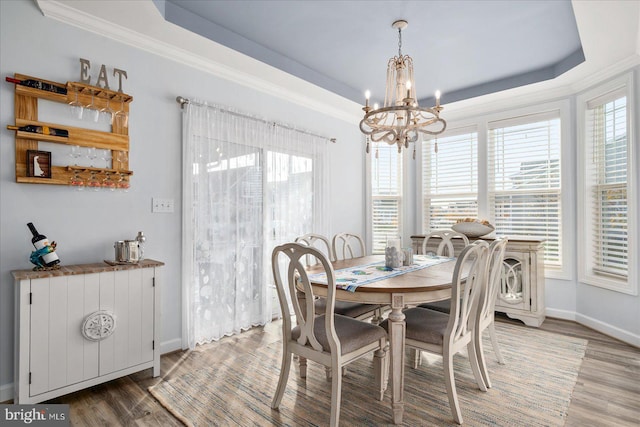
left=6, top=76, right=67, bottom=95
left=27, top=222, right=60, bottom=267
left=7, top=124, right=69, bottom=137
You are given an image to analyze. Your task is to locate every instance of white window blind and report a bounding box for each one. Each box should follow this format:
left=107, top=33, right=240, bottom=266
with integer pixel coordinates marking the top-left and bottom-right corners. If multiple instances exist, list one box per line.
left=488, top=112, right=562, bottom=266
left=586, top=91, right=628, bottom=278
left=371, top=144, right=403, bottom=254
left=422, top=129, right=478, bottom=231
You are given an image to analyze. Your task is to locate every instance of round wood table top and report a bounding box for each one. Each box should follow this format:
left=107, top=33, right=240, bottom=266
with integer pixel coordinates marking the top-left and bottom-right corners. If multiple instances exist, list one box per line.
left=307, top=255, right=464, bottom=305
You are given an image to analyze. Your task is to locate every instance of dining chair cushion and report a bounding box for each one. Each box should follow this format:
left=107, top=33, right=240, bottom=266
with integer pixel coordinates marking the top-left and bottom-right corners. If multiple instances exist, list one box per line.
left=292, top=314, right=387, bottom=355
left=381, top=307, right=449, bottom=346
left=315, top=298, right=382, bottom=319
left=417, top=299, right=451, bottom=314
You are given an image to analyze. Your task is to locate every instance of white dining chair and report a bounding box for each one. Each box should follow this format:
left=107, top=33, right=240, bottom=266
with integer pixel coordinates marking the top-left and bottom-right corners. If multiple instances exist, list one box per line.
left=421, top=229, right=470, bottom=257
left=332, top=232, right=366, bottom=261
left=295, top=233, right=335, bottom=263
left=381, top=241, right=489, bottom=425
left=296, top=233, right=381, bottom=320
left=420, top=237, right=508, bottom=388
left=271, top=243, right=387, bottom=427
left=329, top=232, right=384, bottom=322
left=296, top=233, right=383, bottom=379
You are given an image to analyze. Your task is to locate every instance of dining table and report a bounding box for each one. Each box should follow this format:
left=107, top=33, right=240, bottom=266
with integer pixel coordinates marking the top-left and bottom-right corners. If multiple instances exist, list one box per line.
left=304, top=254, right=465, bottom=425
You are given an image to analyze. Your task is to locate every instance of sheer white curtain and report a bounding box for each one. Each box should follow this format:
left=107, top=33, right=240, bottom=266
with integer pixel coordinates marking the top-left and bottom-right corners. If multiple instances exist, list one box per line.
left=181, top=100, right=329, bottom=349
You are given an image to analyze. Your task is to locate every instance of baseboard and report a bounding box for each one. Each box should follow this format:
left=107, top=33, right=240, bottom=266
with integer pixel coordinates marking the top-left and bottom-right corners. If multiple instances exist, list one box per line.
left=1, top=382, right=13, bottom=404
left=545, top=308, right=576, bottom=321
left=574, top=313, right=640, bottom=348
left=160, top=338, right=183, bottom=355
left=546, top=308, right=638, bottom=347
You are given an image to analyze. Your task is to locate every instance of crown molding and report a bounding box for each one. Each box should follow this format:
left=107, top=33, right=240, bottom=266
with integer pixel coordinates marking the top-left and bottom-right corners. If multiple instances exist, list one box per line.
left=35, top=0, right=362, bottom=124
left=569, top=54, right=640, bottom=94
left=442, top=53, right=640, bottom=122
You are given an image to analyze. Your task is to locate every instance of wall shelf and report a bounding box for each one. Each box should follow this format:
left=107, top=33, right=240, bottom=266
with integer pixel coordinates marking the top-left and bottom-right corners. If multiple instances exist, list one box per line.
left=7, top=73, right=133, bottom=187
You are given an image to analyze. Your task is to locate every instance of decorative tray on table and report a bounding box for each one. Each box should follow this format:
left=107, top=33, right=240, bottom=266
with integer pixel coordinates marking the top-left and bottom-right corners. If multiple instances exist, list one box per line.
left=451, top=218, right=495, bottom=238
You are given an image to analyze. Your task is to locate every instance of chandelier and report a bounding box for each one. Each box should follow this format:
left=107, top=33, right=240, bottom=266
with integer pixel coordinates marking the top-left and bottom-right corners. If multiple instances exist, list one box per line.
left=360, top=20, right=446, bottom=155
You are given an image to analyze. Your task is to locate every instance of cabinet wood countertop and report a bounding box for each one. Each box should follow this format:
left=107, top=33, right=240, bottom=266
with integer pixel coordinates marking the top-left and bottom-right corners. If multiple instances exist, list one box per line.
left=11, top=259, right=164, bottom=280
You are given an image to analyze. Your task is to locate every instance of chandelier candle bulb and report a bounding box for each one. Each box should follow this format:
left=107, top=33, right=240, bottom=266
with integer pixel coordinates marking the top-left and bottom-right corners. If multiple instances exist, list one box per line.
left=365, top=90, right=371, bottom=108
left=435, top=90, right=441, bottom=108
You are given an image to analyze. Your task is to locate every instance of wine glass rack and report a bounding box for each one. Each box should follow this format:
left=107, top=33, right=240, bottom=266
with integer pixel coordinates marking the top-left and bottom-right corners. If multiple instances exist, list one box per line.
left=6, top=73, right=133, bottom=186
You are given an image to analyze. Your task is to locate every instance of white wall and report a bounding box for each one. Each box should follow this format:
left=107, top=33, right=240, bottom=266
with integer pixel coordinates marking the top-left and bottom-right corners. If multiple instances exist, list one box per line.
left=0, top=0, right=363, bottom=399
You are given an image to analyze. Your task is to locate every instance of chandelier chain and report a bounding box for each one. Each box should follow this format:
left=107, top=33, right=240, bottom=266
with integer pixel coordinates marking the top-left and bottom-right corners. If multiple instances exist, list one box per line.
left=398, top=27, right=402, bottom=57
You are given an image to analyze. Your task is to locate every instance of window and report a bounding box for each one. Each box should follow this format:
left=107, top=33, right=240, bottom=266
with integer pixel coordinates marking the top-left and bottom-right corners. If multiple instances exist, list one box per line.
left=371, top=144, right=403, bottom=254
left=266, top=151, right=316, bottom=242
left=422, top=128, right=478, bottom=231
left=578, top=74, right=636, bottom=294
left=488, top=112, right=562, bottom=266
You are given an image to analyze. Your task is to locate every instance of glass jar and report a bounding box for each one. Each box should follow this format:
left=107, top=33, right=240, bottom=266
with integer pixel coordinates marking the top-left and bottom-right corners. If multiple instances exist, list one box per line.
left=385, top=237, right=403, bottom=268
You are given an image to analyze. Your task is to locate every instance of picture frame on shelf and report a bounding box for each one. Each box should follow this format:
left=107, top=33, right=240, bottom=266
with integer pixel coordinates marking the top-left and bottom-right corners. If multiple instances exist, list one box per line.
left=27, top=150, right=51, bottom=178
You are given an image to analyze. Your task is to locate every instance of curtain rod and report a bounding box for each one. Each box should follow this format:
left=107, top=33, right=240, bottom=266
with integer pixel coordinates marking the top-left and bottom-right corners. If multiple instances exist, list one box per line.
left=176, top=96, right=336, bottom=143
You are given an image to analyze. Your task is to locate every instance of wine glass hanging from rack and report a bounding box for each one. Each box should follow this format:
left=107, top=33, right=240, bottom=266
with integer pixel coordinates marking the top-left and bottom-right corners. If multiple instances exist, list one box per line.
left=66, top=82, right=132, bottom=129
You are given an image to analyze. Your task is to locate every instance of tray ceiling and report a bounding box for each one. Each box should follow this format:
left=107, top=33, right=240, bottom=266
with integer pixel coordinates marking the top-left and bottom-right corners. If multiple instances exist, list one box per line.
left=160, top=0, right=584, bottom=106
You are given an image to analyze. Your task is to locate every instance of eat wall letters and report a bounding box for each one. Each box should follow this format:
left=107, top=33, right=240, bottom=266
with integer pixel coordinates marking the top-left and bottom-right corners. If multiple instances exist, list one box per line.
left=79, top=58, right=128, bottom=92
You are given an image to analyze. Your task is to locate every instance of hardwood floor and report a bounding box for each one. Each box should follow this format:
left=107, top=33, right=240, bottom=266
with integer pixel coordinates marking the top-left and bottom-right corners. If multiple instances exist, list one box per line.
left=532, top=316, right=640, bottom=427
left=19, top=316, right=640, bottom=426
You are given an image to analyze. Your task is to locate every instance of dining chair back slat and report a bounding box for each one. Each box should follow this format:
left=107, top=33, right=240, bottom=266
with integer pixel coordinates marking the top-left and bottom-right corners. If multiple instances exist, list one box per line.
left=422, top=230, right=470, bottom=257
left=295, top=233, right=335, bottom=265
left=273, top=243, right=332, bottom=350
left=474, top=237, right=508, bottom=387
left=447, top=241, right=488, bottom=348
left=332, top=232, right=366, bottom=260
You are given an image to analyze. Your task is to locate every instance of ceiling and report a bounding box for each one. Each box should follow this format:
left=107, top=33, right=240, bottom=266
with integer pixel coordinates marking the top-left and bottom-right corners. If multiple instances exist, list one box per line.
left=158, top=0, right=584, bottom=107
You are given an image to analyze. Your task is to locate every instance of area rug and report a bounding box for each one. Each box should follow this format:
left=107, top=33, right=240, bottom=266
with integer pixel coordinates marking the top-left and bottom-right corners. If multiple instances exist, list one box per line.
left=149, top=322, right=587, bottom=426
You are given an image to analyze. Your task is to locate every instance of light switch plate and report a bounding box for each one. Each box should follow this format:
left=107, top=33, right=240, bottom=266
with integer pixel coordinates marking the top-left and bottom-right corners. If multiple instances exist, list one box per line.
left=152, top=197, right=174, bottom=213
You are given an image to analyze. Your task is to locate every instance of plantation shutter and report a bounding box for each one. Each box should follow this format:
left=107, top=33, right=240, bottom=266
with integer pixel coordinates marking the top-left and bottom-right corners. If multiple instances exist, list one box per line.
left=488, top=112, right=562, bottom=266
left=585, top=89, right=628, bottom=278
left=371, top=144, right=403, bottom=254
left=422, top=128, right=478, bottom=231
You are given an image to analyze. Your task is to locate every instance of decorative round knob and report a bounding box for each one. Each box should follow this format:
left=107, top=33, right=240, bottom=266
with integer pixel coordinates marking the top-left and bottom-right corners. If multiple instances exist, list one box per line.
left=82, top=310, right=117, bottom=341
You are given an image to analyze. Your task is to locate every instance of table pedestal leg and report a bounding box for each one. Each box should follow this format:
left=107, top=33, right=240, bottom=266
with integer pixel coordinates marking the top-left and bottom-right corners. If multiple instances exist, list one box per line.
left=388, top=294, right=405, bottom=424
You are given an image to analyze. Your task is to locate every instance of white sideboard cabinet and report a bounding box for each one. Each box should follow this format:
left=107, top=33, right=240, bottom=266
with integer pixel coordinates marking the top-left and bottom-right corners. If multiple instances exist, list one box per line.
left=411, top=235, right=545, bottom=327
left=12, top=259, right=163, bottom=404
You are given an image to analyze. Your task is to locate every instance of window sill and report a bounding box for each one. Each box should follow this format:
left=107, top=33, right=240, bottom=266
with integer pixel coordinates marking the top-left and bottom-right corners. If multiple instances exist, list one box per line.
left=578, top=272, right=637, bottom=296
